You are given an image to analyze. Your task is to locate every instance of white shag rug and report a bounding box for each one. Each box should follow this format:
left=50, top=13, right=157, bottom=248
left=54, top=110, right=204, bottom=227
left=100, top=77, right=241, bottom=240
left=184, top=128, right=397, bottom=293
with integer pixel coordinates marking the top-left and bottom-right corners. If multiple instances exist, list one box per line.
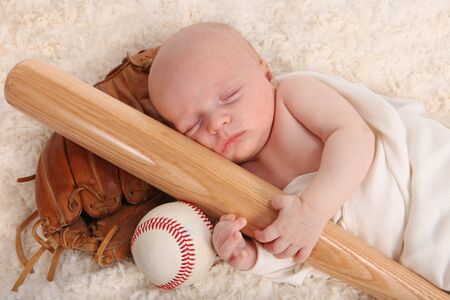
left=1, top=1, right=449, bottom=299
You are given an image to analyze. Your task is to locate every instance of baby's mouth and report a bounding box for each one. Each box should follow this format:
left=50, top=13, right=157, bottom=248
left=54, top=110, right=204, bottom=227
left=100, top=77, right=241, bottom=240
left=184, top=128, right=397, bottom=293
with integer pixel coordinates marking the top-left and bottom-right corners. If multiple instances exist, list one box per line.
left=222, top=131, right=246, bottom=153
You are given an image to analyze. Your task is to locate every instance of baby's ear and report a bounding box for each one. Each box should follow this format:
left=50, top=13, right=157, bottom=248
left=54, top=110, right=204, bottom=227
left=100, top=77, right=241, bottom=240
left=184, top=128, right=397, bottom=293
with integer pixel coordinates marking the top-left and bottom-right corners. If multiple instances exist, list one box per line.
left=259, top=58, right=273, bottom=82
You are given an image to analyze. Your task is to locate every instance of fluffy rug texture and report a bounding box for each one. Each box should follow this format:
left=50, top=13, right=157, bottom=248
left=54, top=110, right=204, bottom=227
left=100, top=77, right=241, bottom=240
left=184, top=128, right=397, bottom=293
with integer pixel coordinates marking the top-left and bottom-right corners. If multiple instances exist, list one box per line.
left=1, top=1, right=449, bottom=299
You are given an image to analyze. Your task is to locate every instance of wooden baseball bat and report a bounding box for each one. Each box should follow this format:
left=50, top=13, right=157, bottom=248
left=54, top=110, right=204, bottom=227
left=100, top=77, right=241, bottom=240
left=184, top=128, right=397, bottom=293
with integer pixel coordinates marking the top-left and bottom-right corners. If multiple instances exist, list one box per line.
left=4, top=59, right=448, bottom=299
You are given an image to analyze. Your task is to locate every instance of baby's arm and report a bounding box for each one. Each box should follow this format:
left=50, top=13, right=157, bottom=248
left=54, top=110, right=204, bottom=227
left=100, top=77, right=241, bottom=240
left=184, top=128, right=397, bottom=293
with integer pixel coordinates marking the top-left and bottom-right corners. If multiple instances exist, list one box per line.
left=212, top=214, right=257, bottom=270
left=283, top=76, right=375, bottom=218
left=255, top=76, right=375, bottom=262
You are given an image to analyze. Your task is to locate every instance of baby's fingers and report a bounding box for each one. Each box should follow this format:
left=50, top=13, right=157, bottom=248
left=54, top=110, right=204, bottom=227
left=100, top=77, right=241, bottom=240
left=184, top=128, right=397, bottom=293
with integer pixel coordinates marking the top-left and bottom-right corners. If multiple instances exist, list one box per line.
left=220, top=214, right=236, bottom=222
left=229, top=250, right=250, bottom=270
left=219, top=231, right=244, bottom=261
left=274, top=244, right=300, bottom=259
left=254, top=222, right=280, bottom=243
left=213, top=217, right=247, bottom=256
left=215, top=215, right=246, bottom=232
left=294, top=247, right=312, bottom=264
left=263, top=237, right=290, bottom=255
left=214, top=216, right=246, bottom=241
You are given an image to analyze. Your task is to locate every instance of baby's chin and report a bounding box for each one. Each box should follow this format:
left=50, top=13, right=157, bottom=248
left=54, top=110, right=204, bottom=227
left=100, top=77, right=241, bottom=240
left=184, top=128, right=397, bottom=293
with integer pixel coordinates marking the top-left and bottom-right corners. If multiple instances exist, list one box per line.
left=219, top=150, right=244, bottom=164
left=227, top=147, right=258, bottom=164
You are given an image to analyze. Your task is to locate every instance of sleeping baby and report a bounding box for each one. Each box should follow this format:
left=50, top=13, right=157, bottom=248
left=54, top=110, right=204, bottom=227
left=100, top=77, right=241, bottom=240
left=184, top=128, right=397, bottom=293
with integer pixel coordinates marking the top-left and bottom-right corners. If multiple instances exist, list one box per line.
left=147, top=22, right=450, bottom=290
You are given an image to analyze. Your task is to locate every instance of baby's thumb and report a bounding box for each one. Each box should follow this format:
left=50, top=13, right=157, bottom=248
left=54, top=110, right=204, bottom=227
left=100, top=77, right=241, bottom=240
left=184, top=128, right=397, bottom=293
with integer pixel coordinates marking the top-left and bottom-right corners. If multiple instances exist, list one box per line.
left=271, top=195, right=288, bottom=210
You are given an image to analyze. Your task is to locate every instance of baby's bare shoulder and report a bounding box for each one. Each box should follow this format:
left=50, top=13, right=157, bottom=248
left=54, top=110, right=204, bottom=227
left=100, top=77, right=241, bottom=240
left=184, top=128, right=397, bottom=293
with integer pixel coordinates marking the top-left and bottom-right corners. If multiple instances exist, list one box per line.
left=276, top=75, right=331, bottom=101
left=276, top=74, right=371, bottom=138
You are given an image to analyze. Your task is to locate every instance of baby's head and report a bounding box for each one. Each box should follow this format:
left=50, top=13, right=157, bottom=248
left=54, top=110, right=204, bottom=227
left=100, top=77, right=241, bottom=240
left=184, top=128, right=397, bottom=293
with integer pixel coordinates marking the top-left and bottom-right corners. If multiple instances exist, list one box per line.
left=148, top=22, right=275, bottom=163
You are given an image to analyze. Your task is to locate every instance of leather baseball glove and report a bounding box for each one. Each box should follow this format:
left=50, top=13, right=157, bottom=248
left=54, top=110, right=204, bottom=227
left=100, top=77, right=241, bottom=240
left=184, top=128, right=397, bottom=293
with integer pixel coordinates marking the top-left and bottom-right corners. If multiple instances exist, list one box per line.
left=13, top=46, right=173, bottom=291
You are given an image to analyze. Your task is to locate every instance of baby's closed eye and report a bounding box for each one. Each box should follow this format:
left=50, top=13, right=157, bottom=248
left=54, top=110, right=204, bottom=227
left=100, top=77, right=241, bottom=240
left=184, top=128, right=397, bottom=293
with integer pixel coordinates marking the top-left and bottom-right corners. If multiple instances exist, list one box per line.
left=219, top=88, right=241, bottom=103
left=186, top=119, right=202, bottom=136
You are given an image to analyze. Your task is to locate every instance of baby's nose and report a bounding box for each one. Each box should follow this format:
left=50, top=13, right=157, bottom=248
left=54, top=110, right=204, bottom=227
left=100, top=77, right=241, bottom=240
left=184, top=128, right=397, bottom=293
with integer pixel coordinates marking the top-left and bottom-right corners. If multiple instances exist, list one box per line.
left=207, top=114, right=230, bottom=135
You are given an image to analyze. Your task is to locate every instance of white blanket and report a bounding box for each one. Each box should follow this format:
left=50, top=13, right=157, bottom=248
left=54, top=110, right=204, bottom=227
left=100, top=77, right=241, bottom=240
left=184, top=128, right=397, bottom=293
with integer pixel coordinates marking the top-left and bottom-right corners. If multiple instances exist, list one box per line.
left=249, top=71, right=450, bottom=291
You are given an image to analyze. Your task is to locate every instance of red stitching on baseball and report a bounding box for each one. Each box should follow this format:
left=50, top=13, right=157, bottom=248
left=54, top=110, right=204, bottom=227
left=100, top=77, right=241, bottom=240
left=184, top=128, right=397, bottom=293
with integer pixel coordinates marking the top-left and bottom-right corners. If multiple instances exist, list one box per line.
left=179, top=200, right=214, bottom=231
left=130, top=216, right=196, bottom=289
left=130, top=202, right=213, bottom=289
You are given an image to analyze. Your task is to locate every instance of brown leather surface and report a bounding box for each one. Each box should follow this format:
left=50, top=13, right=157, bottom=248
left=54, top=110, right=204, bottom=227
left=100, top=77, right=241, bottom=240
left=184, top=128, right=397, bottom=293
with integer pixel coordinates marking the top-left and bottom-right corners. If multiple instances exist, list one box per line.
left=65, top=138, right=122, bottom=218
left=17, top=46, right=175, bottom=289
left=35, top=46, right=165, bottom=237
left=94, top=47, right=163, bottom=122
left=91, top=193, right=172, bottom=266
left=35, top=133, right=82, bottom=233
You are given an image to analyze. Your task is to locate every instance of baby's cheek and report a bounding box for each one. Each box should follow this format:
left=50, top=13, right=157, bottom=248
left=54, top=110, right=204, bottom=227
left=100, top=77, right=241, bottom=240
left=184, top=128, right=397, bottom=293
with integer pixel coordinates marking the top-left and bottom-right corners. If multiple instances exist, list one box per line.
left=234, top=140, right=254, bottom=163
left=197, top=135, right=217, bottom=152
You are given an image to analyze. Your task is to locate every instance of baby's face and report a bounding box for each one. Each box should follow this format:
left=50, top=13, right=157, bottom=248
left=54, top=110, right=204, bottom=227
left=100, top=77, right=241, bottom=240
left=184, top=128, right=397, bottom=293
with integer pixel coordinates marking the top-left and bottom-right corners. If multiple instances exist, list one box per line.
left=149, top=25, right=275, bottom=163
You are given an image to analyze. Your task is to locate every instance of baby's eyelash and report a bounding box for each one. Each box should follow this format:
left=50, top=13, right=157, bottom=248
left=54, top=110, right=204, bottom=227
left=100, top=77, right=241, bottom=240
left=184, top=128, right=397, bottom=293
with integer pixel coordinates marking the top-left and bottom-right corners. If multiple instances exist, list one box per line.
left=187, top=120, right=201, bottom=135
left=220, top=90, right=239, bottom=103
left=183, top=122, right=194, bottom=134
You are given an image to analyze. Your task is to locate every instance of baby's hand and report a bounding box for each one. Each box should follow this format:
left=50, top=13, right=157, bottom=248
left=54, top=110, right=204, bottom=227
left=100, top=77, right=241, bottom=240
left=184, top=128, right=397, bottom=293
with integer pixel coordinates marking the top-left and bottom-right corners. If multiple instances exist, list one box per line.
left=212, top=214, right=256, bottom=271
left=254, top=194, right=328, bottom=263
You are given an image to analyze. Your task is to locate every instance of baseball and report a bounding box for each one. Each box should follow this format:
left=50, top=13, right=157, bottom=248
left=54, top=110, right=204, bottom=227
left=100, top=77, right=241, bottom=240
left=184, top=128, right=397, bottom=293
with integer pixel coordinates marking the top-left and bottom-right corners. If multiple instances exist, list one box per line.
left=131, top=201, right=216, bottom=289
